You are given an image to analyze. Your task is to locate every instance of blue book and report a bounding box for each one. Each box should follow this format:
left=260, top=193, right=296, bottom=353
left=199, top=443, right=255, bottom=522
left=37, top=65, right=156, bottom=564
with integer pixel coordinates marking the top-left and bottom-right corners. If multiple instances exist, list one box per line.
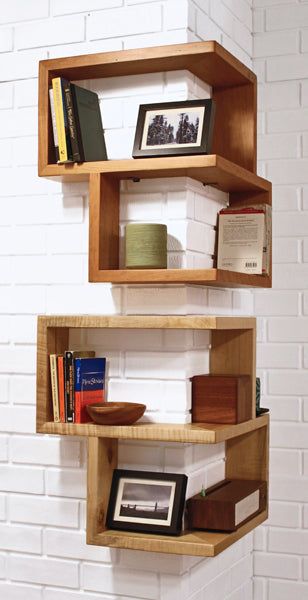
left=74, top=357, right=106, bottom=423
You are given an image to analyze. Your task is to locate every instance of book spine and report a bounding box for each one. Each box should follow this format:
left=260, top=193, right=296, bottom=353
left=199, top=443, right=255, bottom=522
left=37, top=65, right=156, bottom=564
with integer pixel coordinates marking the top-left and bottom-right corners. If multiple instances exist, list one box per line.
left=63, top=81, right=81, bottom=162
left=49, top=354, right=60, bottom=423
left=49, top=88, right=60, bottom=162
left=57, top=355, right=65, bottom=423
left=74, top=357, right=106, bottom=424
left=52, top=77, right=68, bottom=163
left=70, top=84, right=85, bottom=162
left=65, top=351, right=74, bottom=423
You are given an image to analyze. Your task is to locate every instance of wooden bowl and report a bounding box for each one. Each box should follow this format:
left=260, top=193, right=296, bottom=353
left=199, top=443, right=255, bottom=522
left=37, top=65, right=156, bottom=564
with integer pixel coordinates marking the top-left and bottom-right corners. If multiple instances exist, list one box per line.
left=86, top=402, right=146, bottom=425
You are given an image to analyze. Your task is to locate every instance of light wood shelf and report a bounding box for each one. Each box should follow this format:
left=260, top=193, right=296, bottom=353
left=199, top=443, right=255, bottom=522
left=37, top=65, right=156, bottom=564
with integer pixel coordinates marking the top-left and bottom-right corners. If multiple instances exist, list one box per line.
left=38, top=40, right=272, bottom=289
left=36, top=313, right=268, bottom=556
left=39, top=413, right=268, bottom=443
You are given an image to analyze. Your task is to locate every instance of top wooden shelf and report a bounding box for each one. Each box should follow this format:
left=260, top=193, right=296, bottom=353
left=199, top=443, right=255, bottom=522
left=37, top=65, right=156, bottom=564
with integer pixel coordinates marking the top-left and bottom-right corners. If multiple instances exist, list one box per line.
left=39, top=40, right=257, bottom=174
left=40, top=40, right=256, bottom=88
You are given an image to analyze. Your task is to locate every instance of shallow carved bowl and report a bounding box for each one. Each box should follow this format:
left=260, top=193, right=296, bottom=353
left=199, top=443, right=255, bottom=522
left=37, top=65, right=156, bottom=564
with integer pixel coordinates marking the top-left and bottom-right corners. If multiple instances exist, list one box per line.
left=86, top=402, right=146, bottom=425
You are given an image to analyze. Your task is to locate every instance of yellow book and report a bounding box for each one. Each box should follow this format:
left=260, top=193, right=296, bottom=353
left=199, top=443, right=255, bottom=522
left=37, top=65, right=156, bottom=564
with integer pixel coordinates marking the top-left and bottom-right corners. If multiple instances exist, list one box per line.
left=49, top=354, right=60, bottom=423
left=52, top=77, right=68, bottom=163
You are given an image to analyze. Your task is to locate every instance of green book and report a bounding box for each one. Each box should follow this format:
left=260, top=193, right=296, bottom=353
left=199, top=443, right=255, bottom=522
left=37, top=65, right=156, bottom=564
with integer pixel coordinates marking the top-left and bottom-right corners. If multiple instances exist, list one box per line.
left=70, top=84, right=108, bottom=162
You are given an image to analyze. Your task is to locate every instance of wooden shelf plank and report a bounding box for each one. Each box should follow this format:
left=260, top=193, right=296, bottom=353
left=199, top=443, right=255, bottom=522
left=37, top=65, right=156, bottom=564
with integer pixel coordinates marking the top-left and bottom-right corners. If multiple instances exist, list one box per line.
left=38, top=314, right=256, bottom=330
left=91, top=268, right=271, bottom=287
left=41, top=41, right=256, bottom=88
left=89, top=510, right=267, bottom=557
left=39, top=414, right=268, bottom=443
left=39, top=155, right=270, bottom=193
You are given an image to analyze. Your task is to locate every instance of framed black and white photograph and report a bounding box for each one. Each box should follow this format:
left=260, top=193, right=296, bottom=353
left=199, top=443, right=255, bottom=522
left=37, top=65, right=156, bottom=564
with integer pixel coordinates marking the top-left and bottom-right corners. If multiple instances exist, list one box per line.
left=132, top=99, right=215, bottom=158
left=106, top=469, right=187, bottom=535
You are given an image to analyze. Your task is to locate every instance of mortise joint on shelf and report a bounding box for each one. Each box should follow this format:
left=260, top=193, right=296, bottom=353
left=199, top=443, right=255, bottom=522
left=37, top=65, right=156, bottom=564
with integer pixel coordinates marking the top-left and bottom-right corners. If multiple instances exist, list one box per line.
left=38, top=41, right=272, bottom=288
left=36, top=314, right=269, bottom=557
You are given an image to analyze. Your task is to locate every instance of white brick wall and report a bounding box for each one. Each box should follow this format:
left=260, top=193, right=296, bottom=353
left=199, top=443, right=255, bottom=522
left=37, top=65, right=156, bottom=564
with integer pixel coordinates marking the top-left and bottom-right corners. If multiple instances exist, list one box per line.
left=0, top=1, right=256, bottom=599
left=253, top=0, right=308, bottom=598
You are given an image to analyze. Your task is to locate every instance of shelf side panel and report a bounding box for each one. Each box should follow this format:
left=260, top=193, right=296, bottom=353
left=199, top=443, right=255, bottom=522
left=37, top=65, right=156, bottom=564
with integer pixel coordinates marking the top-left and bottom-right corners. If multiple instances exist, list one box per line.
left=210, top=328, right=256, bottom=419
left=36, top=322, right=69, bottom=430
left=212, top=82, right=256, bottom=173
left=226, top=423, right=269, bottom=484
left=89, top=173, right=119, bottom=278
left=87, top=437, right=118, bottom=543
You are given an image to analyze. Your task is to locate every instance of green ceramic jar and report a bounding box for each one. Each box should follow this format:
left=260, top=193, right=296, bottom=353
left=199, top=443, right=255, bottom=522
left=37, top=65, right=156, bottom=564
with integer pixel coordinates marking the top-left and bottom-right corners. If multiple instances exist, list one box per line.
left=125, top=223, right=167, bottom=269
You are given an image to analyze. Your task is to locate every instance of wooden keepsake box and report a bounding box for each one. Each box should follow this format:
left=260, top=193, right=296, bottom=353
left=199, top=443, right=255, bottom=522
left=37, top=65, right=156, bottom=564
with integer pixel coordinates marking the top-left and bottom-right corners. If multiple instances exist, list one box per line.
left=190, top=374, right=251, bottom=424
left=187, top=479, right=267, bottom=532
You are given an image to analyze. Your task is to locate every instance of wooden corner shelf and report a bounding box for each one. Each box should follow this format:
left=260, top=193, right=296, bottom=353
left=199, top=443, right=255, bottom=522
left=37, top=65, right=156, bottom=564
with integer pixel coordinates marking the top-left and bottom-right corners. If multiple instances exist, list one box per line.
left=38, top=41, right=272, bottom=289
left=36, top=313, right=269, bottom=556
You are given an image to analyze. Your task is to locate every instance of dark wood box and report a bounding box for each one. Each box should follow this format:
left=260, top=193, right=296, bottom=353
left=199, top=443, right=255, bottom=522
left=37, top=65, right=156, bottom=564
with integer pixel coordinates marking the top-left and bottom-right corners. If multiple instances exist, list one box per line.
left=191, top=374, right=251, bottom=424
left=187, top=479, right=267, bottom=532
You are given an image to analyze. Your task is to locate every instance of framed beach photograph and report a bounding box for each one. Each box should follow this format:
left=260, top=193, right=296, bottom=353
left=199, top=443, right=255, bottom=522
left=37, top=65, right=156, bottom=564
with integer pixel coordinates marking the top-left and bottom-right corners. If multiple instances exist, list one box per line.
left=132, top=99, right=215, bottom=158
left=106, top=469, right=188, bottom=535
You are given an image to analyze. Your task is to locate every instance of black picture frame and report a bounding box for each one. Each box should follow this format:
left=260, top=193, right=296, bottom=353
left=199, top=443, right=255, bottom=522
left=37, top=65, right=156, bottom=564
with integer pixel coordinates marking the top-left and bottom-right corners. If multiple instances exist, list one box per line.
left=106, top=469, right=187, bottom=535
left=132, top=99, right=215, bottom=158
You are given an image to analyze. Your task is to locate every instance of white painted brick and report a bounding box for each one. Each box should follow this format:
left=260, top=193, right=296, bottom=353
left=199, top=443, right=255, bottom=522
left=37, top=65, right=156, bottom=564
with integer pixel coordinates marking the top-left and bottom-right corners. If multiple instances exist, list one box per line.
left=44, top=529, right=115, bottom=562
left=10, top=494, right=79, bottom=528
left=258, top=133, right=298, bottom=160
left=0, top=345, right=36, bottom=374
left=0, top=583, right=42, bottom=600
left=0, top=523, right=41, bottom=553
left=268, top=109, right=308, bottom=135
left=268, top=55, right=308, bottom=83
left=46, top=284, right=121, bottom=315
left=270, top=477, right=308, bottom=502
left=109, top=379, right=161, bottom=411
left=46, top=468, right=86, bottom=498
left=270, top=448, right=301, bottom=475
left=0, top=436, right=8, bottom=461
left=196, top=11, right=222, bottom=44
left=267, top=4, right=308, bottom=31
left=12, top=195, right=83, bottom=225
left=0, top=0, right=48, bottom=23
left=16, top=15, right=85, bottom=49
left=11, top=315, right=37, bottom=344
left=254, top=30, right=297, bottom=58
left=303, top=451, right=308, bottom=476
left=303, top=81, right=308, bottom=108
left=119, top=441, right=163, bottom=470
left=168, top=220, right=214, bottom=253
left=0, top=139, right=12, bottom=166
left=233, top=18, right=252, bottom=55
left=269, top=371, right=308, bottom=395
left=269, top=317, right=308, bottom=341
left=207, top=288, right=233, bottom=313
left=0, top=464, right=43, bottom=493
left=304, top=398, right=308, bottom=422
left=121, top=192, right=164, bottom=221
left=9, top=556, right=79, bottom=588
left=43, top=591, right=122, bottom=600
left=15, top=79, right=38, bottom=107
left=303, top=133, right=308, bottom=158
left=125, top=285, right=206, bottom=315
left=254, top=551, right=300, bottom=580
left=119, top=549, right=195, bottom=575
left=0, top=49, right=47, bottom=81
left=0, top=82, right=13, bottom=108
left=46, top=224, right=87, bottom=254
left=10, top=436, right=80, bottom=467
left=52, top=0, right=122, bottom=14
left=273, top=264, right=308, bottom=289
left=165, top=0, right=193, bottom=31
left=82, top=563, right=159, bottom=598
left=0, top=406, right=36, bottom=433
left=274, top=185, right=301, bottom=212
left=88, top=5, right=162, bottom=40
left=271, top=423, right=308, bottom=449
left=258, top=81, right=300, bottom=111
left=273, top=238, right=299, bottom=264
left=268, top=501, right=301, bottom=528
left=123, top=29, right=189, bottom=51
left=10, top=376, right=36, bottom=405
left=125, top=350, right=208, bottom=379
left=13, top=137, right=38, bottom=166
left=230, top=555, right=253, bottom=593
left=223, top=0, right=252, bottom=29
left=264, top=396, right=300, bottom=421
left=253, top=8, right=264, bottom=33
left=254, top=291, right=299, bottom=316
left=164, top=445, right=193, bottom=470
left=253, top=578, right=266, bottom=600
left=254, top=527, right=267, bottom=551
left=0, top=376, right=9, bottom=403
left=0, top=27, right=13, bottom=52
left=12, top=255, right=83, bottom=285
left=222, top=34, right=252, bottom=68
left=210, top=0, right=234, bottom=37
left=257, top=344, right=300, bottom=368
left=269, top=528, right=308, bottom=554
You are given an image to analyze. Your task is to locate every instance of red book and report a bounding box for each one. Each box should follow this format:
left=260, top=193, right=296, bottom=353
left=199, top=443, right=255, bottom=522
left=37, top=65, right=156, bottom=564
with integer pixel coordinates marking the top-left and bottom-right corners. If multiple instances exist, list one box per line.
left=74, top=357, right=106, bottom=424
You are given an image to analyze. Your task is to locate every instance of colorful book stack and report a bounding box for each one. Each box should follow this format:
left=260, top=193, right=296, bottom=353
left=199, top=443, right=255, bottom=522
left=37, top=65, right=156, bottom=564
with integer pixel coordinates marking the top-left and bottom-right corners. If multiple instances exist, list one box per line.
left=49, top=78, right=108, bottom=164
left=49, top=351, right=106, bottom=424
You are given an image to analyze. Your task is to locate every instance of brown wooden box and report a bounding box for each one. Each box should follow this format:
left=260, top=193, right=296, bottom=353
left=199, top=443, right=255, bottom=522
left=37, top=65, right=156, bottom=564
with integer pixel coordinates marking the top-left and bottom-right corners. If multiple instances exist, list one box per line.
left=191, top=374, right=251, bottom=424
left=187, top=479, right=267, bottom=532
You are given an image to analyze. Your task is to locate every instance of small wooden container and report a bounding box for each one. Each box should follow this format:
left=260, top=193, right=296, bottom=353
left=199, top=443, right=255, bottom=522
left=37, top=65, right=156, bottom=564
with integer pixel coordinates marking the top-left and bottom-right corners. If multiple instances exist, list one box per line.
left=125, top=223, right=167, bottom=269
left=187, top=479, right=267, bottom=532
left=191, top=374, right=251, bottom=424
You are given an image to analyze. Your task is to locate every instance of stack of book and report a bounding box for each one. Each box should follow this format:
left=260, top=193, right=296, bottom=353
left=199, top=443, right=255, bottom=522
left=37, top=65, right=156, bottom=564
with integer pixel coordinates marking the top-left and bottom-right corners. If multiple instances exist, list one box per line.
left=49, top=351, right=106, bottom=424
left=49, top=78, right=108, bottom=164
left=217, top=204, right=271, bottom=275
